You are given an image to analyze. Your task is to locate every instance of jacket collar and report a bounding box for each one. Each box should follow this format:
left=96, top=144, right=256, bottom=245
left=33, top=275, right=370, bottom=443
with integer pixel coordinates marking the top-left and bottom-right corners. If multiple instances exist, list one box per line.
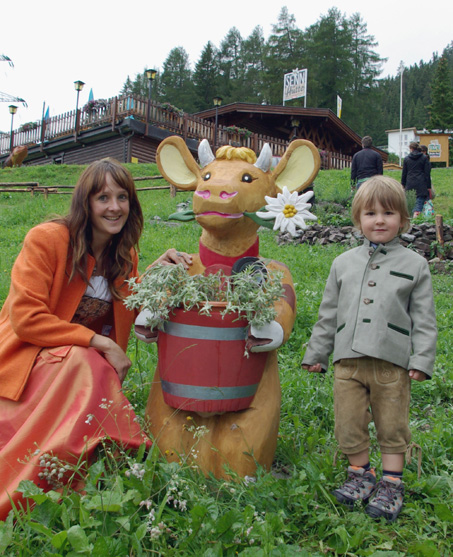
left=363, top=236, right=400, bottom=255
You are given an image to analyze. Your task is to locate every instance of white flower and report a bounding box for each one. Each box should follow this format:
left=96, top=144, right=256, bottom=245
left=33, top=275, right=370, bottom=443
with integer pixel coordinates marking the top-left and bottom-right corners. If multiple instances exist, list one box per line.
left=256, top=186, right=317, bottom=237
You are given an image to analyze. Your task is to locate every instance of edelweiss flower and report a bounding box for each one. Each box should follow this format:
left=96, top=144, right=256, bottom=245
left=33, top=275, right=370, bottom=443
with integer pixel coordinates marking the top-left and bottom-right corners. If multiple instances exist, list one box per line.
left=256, top=186, right=317, bottom=237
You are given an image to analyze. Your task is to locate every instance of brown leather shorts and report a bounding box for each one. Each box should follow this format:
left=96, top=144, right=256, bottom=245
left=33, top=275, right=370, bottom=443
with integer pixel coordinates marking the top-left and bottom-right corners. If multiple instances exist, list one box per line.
left=334, top=357, right=411, bottom=455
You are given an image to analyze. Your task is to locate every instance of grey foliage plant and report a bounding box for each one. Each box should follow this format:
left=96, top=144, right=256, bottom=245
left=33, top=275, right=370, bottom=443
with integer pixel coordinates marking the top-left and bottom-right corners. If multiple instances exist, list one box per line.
left=125, top=263, right=284, bottom=330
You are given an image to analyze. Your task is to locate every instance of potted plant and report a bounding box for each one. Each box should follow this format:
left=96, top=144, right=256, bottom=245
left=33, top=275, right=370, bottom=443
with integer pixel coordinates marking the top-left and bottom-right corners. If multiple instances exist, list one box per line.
left=125, top=263, right=284, bottom=413
left=83, top=99, right=107, bottom=115
left=19, top=122, right=38, bottom=133
left=225, top=125, right=252, bottom=139
left=160, top=102, right=184, bottom=117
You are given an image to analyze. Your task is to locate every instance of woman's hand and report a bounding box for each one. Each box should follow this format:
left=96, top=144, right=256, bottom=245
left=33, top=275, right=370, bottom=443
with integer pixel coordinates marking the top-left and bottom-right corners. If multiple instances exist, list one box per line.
left=90, top=334, right=132, bottom=383
left=150, top=248, right=192, bottom=270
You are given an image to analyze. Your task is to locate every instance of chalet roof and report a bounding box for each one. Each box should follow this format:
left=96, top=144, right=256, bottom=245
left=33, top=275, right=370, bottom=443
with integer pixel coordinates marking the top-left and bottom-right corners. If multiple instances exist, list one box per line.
left=385, top=127, right=417, bottom=133
left=195, top=102, right=384, bottom=158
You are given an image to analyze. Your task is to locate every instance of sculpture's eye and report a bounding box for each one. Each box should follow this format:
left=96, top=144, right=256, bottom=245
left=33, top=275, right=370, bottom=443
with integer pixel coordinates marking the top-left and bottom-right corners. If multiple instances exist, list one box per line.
left=203, top=172, right=211, bottom=181
left=242, top=173, right=253, bottom=183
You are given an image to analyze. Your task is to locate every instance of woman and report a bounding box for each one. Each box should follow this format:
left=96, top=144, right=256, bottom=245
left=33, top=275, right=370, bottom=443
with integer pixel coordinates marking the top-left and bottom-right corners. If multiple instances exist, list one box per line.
left=0, top=158, right=191, bottom=520
left=401, top=141, right=431, bottom=217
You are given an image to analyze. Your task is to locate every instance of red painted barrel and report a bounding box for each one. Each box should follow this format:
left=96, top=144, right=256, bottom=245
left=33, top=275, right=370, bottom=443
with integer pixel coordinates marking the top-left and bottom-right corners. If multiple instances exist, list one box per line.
left=157, top=303, right=268, bottom=413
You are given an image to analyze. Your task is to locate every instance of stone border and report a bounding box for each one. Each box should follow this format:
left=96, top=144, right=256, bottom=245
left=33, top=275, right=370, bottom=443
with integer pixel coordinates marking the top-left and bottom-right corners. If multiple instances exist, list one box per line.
left=277, top=223, right=453, bottom=261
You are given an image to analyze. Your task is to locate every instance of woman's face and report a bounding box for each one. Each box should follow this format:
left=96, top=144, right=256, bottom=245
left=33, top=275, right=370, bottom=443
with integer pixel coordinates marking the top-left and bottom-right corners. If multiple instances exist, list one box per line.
left=89, top=173, right=130, bottom=245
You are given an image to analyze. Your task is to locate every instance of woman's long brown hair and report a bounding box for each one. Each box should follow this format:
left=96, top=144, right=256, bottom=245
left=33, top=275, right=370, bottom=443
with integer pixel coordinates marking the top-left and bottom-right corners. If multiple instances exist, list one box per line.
left=53, top=158, right=144, bottom=299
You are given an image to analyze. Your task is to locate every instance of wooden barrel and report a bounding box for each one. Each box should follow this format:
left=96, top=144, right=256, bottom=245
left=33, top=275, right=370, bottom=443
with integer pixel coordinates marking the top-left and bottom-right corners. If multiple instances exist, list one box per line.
left=157, top=303, right=268, bottom=413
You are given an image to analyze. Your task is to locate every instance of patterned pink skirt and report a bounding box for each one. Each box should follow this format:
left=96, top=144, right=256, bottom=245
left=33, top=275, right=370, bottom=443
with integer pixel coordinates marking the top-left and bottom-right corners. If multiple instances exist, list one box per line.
left=0, top=345, right=150, bottom=520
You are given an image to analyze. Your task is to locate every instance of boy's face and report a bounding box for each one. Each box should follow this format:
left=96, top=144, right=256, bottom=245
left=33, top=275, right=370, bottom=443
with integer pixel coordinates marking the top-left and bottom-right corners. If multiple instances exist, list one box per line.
left=359, top=201, right=402, bottom=244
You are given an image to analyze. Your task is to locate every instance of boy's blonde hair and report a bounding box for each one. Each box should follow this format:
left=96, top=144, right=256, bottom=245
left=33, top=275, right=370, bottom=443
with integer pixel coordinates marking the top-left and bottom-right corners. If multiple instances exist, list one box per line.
left=351, top=176, right=411, bottom=234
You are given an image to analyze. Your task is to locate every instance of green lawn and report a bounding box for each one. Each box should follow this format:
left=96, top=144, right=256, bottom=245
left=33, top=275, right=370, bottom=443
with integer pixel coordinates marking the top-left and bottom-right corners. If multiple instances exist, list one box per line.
left=0, top=164, right=452, bottom=555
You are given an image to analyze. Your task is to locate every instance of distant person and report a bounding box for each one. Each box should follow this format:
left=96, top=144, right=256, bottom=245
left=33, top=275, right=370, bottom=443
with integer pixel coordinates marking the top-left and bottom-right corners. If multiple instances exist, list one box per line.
left=351, top=136, right=383, bottom=189
left=402, top=142, right=431, bottom=217
left=420, top=144, right=429, bottom=160
left=420, top=145, right=433, bottom=196
left=302, top=176, right=437, bottom=522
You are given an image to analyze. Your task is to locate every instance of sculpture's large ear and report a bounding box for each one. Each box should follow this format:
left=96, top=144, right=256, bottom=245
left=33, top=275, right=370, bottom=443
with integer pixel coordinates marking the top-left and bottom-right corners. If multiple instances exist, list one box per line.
left=156, top=136, right=201, bottom=191
left=272, top=139, right=321, bottom=193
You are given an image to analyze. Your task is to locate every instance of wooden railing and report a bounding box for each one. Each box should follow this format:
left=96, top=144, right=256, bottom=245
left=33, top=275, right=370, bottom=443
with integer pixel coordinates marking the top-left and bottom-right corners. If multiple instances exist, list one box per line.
left=0, top=94, right=351, bottom=169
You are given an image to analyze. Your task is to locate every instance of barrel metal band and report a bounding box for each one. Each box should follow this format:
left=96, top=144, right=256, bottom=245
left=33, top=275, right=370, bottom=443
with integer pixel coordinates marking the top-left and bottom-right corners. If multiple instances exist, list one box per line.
left=163, top=321, right=247, bottom=341
left=161, top=380, right=258, bottom=400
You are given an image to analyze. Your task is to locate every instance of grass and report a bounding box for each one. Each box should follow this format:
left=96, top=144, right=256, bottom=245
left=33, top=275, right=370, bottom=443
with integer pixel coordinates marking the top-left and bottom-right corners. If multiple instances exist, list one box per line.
left=0, top=163, right=452, bottom=555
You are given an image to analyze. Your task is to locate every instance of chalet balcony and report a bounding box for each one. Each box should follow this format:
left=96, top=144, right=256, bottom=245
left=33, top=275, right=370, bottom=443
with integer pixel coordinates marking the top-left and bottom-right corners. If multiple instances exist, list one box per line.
left=0, top=95, right=356, bottom=170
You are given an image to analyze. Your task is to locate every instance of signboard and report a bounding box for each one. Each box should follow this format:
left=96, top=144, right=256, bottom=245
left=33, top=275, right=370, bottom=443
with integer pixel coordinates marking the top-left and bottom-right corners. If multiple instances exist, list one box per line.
left=283, top=69, right=307, bottom=105
left=420, top=134, right=449, bottom=166
left=427, top=139, right=441, bottom=158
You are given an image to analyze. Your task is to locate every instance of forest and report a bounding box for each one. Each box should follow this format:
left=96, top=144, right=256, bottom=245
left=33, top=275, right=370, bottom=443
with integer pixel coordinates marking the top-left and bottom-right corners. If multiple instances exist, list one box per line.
left=121, top=7, right=453, bottom=147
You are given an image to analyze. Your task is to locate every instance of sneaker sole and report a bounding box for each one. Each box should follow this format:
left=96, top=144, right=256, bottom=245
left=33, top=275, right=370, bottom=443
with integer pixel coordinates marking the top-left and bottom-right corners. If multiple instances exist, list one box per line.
left=365, top=504, right=401, bottom=522
left=332, top=490, right=374, bottom=509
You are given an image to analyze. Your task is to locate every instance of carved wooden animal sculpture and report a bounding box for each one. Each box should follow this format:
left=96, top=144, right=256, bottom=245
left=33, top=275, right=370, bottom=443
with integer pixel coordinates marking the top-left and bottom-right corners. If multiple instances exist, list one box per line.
left=4, top=145, right=28, bottom=167
left=140, top=136, right=320, bottom=479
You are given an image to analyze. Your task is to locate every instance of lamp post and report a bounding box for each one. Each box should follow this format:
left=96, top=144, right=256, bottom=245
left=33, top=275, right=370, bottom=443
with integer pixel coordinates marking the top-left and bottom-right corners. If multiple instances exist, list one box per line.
left=145, top=69, right=157, bottom=134
left=213, top=96, right=222, bottom=149
left=74, top=80, right=85, bottom=139
left=8, top=104, right=17, bottom=152
left=398, top=61, right=404, bottom=166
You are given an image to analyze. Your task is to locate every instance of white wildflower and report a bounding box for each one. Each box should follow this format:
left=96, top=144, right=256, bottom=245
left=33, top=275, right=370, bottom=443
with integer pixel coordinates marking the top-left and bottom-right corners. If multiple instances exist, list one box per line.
left=256, top=186, right=317, bottom=237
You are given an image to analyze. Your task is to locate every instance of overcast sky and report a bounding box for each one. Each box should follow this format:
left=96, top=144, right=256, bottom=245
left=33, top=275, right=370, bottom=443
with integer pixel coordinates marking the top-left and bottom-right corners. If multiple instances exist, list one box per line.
left=1, top=0, right=451, bottom=133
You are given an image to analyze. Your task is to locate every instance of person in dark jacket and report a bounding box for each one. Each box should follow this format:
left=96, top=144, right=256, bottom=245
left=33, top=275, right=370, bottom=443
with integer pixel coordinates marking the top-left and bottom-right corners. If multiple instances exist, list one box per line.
left=401, top=142, right=431, bottom=217
left=351, top=136, right=383, bottom=189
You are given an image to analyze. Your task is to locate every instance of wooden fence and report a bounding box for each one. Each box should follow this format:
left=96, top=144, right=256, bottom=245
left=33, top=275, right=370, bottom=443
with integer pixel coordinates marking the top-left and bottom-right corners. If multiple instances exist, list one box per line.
left=0, top=176, right=173, bottom=198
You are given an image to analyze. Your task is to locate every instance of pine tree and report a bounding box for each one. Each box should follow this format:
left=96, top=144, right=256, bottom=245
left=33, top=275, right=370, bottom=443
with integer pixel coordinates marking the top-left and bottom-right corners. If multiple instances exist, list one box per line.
left=265, top=7, right=304, bottom=104
left=160, top=47, right=196, bottom=112
left=428, top=52, right=453, bottom=131
left=218, top=28, right=243, bottom=103
left=121, top=70, right=162, bottom=100
left=241, top=26, right=267, bottom=103
left=193, top=42, right=221, bottom=111
left=303, top=8, right=353, bottom=110
left=342, top=13, right=385, bottom=134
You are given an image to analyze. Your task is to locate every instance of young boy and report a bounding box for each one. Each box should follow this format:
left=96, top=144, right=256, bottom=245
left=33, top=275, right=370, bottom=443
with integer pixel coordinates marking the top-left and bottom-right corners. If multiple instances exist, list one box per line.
left=302, top=176, right=437, bottom=522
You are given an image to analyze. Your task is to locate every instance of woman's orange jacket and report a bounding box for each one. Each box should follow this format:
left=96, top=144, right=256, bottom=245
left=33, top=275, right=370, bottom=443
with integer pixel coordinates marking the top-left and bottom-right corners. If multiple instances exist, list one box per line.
left=0, top=222, right=138, bottom=401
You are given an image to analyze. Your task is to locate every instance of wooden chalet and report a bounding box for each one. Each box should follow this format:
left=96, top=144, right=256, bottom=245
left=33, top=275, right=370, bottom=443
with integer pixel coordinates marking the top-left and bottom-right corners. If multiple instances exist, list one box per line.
left=196, top=102, right=387, bottom=167
left=0, top=96, right=386, bottom=169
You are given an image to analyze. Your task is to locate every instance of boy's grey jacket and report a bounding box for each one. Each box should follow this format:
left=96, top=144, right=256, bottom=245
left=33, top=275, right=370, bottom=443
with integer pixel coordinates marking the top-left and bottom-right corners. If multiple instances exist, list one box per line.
left=302, top=237, right=437, bottom=376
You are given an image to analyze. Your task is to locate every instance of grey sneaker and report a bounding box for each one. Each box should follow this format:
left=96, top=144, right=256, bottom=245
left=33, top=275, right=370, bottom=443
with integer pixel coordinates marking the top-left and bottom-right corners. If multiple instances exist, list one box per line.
left=332, top=466, right=377, bottom=508
left=365, top=476, right=404, bottom=522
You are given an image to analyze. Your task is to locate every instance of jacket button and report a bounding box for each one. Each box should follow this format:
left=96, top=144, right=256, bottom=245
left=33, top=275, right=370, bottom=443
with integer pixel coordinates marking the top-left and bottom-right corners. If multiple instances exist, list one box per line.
left=368, top=250, right=374, bottom=256
left=363, top=298, right=371, bottom=304
left=368, top=281, right=376, bottom=287
left=370, top=264, right=378, bottom=270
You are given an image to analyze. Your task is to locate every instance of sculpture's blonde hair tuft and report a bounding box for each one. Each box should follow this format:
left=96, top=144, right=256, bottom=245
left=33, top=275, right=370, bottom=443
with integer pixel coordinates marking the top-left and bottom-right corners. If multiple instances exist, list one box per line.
left=215, top=145, right=257, bottom=164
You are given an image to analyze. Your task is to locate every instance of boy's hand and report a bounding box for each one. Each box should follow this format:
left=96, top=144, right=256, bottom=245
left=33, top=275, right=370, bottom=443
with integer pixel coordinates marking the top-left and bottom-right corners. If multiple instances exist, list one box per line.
left=302, top=363, right=324, bottom=373
left=409, top=369, right=428, bottom=382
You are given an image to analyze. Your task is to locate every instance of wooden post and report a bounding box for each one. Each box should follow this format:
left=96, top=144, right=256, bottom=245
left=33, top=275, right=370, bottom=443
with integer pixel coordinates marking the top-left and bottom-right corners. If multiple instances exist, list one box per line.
left=112, top=97, right=118, bottom=131
left=435, top=214, right=444, bottom=259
